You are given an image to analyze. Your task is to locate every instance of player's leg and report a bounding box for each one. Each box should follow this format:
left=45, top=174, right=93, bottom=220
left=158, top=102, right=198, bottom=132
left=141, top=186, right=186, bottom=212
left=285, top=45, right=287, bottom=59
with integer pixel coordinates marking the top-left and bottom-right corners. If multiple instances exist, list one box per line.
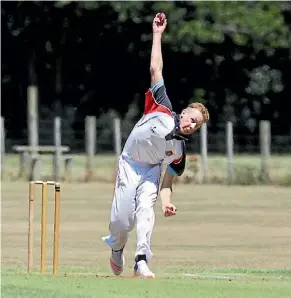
left=134, top=164, right=161, bottom=278
left=134, top=210, right=155, bottom=277
left=102, top=156, right=139, bottom=275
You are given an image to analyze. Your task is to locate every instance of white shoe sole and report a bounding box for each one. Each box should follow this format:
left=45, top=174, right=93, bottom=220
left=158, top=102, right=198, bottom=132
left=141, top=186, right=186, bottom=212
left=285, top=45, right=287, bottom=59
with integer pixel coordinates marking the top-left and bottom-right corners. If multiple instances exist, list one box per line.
left=141, top=274, right=155, bottom=279
left=136, top=272, right=155, bottom=279
left=134, top=267, right=155, bottom=279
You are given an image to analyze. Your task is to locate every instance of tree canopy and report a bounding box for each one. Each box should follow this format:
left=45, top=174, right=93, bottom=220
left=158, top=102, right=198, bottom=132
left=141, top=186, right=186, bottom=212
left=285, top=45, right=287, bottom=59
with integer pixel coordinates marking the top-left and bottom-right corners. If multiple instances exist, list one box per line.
left=2, top=1, right=291, bottom=137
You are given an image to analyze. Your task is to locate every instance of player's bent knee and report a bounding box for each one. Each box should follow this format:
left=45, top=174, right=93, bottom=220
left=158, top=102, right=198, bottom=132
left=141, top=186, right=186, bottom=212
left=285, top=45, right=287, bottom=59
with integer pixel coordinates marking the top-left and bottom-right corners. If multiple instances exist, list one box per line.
left=111, top=215, right=135, bottom=233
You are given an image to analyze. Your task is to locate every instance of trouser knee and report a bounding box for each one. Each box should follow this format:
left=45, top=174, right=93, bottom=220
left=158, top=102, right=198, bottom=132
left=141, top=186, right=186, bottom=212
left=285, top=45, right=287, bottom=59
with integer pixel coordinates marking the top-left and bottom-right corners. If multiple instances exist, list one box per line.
left=109, top=217, right=135, bottom=248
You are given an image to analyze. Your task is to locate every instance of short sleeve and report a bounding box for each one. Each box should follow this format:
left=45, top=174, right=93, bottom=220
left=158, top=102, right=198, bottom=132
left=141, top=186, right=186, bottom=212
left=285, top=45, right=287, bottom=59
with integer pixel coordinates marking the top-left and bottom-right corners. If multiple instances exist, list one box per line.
left=144, top=81, right=173, bottom=116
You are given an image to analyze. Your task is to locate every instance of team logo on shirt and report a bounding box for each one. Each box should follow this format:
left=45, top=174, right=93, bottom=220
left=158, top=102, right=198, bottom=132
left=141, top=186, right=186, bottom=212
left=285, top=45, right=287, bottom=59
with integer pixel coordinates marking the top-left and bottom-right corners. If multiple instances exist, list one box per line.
left=150, top=126, right=156, bottom=133
left=165, top=150, right=173, bottom=156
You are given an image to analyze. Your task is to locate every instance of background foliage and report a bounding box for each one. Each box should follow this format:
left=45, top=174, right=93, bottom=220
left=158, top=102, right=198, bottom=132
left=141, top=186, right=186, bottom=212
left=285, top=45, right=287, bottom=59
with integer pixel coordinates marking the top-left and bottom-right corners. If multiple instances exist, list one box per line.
left=2, top=1, right=291, bottom=140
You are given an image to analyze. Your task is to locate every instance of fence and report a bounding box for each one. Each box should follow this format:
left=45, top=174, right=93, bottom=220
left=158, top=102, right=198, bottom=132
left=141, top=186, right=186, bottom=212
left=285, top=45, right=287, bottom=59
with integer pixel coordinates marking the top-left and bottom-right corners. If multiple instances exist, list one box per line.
left=2, top=117, right=291, bottom=153
left=1, top=113, right=291, bottom=183
left=1, top=86, right=290, bottom=183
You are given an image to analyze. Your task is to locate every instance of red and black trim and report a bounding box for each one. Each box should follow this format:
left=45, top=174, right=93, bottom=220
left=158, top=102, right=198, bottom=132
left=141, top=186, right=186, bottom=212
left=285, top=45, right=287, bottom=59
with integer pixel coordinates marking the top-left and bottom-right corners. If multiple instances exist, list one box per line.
left=168, top=141, right=186, bottom=176
left=144, top=85, right=173, bottom=117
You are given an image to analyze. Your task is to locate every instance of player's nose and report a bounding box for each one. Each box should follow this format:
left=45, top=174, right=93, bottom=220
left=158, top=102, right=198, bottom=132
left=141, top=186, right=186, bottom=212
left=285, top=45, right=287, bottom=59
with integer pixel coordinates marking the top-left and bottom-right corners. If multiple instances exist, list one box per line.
left=182, top=120, right=192, bottom=128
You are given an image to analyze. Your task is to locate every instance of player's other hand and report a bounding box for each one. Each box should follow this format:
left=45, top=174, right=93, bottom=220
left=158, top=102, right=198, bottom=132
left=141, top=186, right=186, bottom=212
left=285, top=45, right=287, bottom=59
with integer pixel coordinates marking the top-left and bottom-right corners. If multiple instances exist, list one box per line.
left=162, top=203, right=177, bottom=217
left=152, top=13, right=167, bottom=34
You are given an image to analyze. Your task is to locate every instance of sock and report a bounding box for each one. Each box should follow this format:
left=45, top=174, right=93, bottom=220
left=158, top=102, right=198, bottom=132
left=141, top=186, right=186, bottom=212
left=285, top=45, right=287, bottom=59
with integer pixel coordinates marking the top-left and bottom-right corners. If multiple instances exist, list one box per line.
left=135, top=254, right=147, bottom=263
left=112, top=246, right=124, bottom=253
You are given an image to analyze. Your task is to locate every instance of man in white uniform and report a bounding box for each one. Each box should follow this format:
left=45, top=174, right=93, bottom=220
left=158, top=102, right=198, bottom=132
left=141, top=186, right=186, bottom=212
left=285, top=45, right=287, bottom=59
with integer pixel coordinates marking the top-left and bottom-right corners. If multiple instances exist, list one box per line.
left=102, top=14, right=209, bottom=278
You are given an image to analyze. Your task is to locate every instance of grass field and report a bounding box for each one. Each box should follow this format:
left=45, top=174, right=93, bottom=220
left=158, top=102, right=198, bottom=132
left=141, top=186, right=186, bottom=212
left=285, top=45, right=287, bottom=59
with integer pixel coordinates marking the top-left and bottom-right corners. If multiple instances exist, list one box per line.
left=2, top=182, right=291, bottom=297
left=2, top=272, right=291, bottom=298
left=3, top=153, right=291, bottom=185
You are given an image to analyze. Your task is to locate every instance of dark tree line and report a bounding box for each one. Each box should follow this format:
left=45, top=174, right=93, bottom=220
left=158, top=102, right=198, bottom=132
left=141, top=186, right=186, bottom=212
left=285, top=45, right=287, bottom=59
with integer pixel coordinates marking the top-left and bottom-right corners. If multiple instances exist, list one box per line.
left=2, top=1, right=291, bottom=140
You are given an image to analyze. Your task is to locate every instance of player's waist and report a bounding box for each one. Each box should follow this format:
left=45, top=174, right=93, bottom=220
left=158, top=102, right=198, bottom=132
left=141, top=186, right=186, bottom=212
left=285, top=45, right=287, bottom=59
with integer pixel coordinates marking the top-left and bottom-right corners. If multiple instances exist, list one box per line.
left=121, top=153, right=160, bottom=168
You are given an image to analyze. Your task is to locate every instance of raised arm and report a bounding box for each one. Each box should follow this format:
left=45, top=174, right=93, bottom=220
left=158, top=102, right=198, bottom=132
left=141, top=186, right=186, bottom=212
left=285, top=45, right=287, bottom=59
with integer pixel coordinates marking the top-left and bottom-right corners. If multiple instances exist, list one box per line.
left=143, top=14, right=173, bottom=115
left=150, top=14, right=167, bottom=87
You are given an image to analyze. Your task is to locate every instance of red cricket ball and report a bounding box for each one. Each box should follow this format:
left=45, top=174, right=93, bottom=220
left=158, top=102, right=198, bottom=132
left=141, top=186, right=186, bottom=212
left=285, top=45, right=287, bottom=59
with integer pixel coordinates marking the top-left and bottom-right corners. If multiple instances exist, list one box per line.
left=155, top=13, right=166, bottom=26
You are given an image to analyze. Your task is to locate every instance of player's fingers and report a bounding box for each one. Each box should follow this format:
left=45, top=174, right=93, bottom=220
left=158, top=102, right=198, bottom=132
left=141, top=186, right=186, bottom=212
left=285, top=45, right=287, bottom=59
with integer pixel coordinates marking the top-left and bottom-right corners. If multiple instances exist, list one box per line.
left=168, top=209, right=176, bottom=216
left=153, top=17, right=159, bottom=24
left=164, top=209, right=172, bottom=216
left=169, top=205, right=177, bottom=212
left=161, top=19, right=167, bottom=28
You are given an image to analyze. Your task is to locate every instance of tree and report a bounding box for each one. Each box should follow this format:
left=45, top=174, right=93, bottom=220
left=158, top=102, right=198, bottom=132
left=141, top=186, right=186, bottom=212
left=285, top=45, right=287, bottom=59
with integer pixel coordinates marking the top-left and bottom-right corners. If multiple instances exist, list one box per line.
left=2, top=1, right=291, bottom=142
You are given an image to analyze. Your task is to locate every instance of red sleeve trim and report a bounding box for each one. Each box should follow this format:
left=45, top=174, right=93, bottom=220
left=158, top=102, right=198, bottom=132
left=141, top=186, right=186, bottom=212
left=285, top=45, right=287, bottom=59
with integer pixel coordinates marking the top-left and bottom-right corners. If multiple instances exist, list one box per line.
left=144, top=89, right=172, bottom=117
left=173, top=155, right=183, bottom=164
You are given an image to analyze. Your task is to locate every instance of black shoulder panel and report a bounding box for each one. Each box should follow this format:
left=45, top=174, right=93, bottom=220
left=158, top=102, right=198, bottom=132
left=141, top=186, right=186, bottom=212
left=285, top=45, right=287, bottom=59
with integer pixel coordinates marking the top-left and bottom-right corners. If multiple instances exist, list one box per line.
left=169, top=141, right=186, bottom=176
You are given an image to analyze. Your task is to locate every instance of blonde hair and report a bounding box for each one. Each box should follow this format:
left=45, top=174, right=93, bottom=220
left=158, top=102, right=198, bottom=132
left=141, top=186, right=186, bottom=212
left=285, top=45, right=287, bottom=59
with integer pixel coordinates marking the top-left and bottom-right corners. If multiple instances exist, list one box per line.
left=188, top=102, right=210, bottom=123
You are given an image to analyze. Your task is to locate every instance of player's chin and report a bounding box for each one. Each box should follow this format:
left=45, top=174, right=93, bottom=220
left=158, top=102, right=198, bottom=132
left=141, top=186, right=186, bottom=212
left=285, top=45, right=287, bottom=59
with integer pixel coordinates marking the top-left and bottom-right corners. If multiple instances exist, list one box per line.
left=181, top=128, right=195, bottom=135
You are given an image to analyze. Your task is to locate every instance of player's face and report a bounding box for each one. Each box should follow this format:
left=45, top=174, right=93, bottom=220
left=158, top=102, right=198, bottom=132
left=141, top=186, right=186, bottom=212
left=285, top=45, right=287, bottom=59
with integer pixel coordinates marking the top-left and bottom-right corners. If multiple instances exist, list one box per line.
left=179, top=108, right=204, bottom=135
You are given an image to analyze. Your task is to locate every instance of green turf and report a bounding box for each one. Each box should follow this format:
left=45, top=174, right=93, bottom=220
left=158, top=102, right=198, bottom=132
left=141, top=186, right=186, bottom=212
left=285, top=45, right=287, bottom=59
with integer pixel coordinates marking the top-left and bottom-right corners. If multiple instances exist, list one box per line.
left=2, top=182, right=291, bottom=297
left=2, top=271, right=291, bottom=298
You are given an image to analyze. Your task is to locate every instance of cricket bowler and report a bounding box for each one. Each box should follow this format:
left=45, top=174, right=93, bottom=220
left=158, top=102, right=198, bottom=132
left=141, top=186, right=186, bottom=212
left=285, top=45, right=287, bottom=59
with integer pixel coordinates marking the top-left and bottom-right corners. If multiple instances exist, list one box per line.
left=102, top=13, right=210, bottom=278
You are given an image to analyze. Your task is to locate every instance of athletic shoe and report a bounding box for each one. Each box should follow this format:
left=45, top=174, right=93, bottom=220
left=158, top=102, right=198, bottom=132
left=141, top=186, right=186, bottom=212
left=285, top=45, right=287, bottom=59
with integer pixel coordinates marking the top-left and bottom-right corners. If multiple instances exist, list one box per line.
left=102, top=235, right=125, bottom=276
left=134, top=260, right=155, bottom=279
left=133, top=262, right=139, bottom=277
left=109, top=248, right=125, bottom=276
left=133, top=261, right=148, bottom=277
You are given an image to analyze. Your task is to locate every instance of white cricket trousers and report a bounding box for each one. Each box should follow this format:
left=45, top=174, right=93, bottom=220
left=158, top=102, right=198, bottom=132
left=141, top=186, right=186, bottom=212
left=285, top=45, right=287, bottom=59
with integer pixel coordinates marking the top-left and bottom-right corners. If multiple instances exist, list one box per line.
left=107, top=155, right=161, bottom=261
